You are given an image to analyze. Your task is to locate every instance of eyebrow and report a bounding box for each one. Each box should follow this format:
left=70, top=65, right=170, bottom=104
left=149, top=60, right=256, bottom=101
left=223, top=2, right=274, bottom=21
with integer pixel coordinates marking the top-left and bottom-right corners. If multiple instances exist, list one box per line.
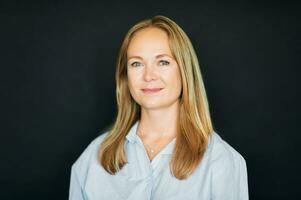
left=128, top=54, right=173, bottom=60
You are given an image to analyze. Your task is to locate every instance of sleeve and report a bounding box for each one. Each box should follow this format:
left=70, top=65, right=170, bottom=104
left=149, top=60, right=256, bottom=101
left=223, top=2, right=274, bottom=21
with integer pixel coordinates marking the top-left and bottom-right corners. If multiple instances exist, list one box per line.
left=211, top=151, right=249, bottom=200
left=68, top=137, right=100, bottom=200
left=68, top=164, right=86, bottom=200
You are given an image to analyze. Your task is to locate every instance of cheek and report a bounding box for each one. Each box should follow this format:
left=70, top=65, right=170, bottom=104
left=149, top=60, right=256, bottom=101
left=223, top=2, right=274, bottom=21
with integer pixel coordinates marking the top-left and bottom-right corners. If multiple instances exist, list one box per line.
left=127, top=72, right=140, bottom=95
left=170, top=69, right=182, bottom=91
left=127, top=70, right=135, bottom=85
left=173, top=78, right=182, bottom=93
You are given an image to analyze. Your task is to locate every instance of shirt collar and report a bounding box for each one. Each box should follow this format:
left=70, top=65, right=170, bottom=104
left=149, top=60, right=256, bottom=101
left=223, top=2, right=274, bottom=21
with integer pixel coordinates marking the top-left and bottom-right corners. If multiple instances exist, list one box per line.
left=125, top=120, right=176, bottom=155
left=159, top=137, right=176, bottom=155
left=125, top=120, right=140, bottom=143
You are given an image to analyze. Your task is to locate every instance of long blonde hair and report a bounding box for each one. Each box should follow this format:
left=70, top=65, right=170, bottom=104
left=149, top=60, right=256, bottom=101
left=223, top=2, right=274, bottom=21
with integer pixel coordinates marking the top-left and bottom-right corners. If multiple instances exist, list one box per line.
left=98, top=15, right=214, bottom=180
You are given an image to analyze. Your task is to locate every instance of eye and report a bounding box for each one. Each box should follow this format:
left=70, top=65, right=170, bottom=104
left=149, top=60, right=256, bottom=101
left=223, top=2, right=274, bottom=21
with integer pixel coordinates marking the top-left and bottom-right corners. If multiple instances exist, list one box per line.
left=159, top=60, right=170, bottom=66
left=131, top=61, right=142, bottom=67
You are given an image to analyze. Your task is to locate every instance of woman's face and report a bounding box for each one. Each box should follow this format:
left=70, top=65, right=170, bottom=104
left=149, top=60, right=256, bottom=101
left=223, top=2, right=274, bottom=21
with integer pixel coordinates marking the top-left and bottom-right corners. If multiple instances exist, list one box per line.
left=127, top=27, right=182, bottom=110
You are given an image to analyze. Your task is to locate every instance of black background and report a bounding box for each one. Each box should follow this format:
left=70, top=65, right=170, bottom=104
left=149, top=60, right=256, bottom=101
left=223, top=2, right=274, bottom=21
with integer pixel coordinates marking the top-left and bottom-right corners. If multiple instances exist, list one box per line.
left=1, top=1, right=300, bottom=199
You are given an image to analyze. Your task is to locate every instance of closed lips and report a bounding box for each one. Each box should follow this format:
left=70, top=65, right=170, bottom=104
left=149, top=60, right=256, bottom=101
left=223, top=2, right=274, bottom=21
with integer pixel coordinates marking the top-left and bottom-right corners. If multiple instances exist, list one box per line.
left=142, top=88, right=162, bottom=92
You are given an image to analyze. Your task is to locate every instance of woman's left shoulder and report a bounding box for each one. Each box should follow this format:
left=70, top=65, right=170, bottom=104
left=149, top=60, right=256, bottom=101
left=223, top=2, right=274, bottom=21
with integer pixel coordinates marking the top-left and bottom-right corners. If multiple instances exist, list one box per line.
left=207, top=131, right=247, bottom=168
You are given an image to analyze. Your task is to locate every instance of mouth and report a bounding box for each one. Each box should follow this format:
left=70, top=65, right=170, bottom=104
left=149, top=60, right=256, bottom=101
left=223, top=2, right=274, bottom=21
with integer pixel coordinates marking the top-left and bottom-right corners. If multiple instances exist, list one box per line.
left=141, top=88, right=163, bottom=94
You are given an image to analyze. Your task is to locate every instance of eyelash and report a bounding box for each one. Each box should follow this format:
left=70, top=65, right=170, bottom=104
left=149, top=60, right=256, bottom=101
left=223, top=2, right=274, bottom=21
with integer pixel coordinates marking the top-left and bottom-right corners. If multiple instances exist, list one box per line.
left=130, top=62, right=141, bottom=67
left=130, top=60, right=170, bottom=67
left=159, top=60, right=170, bottom=66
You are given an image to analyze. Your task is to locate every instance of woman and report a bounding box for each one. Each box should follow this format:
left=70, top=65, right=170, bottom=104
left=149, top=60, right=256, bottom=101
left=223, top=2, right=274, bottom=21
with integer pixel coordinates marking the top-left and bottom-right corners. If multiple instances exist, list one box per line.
left=69, top=15, right=249, bottom=200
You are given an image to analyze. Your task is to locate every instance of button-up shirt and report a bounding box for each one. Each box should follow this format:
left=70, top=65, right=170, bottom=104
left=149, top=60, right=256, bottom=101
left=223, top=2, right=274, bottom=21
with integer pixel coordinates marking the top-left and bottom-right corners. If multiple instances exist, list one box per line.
left=69, top=120, right=249, bottom=200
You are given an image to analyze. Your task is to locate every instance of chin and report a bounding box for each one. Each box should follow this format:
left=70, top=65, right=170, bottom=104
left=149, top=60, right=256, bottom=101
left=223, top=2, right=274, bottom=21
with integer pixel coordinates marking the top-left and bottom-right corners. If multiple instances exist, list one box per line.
left=139, top=101, right=174, bottom=110
left=140, top=104, right=162, bottom=110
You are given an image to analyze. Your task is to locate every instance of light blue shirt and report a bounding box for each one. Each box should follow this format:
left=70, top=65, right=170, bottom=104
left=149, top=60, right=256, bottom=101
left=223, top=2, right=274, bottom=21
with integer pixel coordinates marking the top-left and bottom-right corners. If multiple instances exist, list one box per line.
left=69, top=120, right=249, bottom=200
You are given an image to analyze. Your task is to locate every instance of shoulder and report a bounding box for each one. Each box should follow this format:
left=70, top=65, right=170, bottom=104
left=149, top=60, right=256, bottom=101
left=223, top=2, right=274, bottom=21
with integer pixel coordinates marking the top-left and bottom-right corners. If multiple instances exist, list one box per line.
left=207, top=131, right=249, bottom=199
left=205, top=131, right=248, bottom=184
left=207, top=131, right=247, bottom=169
left=71, top=131, right=109, bottom=184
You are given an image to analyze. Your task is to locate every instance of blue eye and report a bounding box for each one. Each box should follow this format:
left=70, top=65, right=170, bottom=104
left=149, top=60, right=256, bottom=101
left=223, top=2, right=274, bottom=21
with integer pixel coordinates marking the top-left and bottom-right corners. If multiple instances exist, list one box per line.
left=131, top=62, right=142, bottom=67
left=159, top=60, right=170, bottom=66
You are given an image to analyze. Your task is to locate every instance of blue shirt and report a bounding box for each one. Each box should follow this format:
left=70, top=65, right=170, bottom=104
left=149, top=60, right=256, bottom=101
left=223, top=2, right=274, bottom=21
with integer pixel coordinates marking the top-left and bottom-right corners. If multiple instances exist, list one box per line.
left=69, top=120, right=249, bottom=200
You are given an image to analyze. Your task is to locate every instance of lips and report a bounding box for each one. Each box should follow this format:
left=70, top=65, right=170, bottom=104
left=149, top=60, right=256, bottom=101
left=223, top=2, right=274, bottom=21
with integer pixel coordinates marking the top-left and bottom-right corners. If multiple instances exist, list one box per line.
left=141, top=88, right=162, bottom=93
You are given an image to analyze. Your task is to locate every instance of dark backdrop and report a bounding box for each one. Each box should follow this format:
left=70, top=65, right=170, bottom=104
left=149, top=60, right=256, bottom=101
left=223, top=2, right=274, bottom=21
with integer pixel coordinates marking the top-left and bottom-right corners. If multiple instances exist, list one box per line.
left=1, top=1, right=300, bottom=199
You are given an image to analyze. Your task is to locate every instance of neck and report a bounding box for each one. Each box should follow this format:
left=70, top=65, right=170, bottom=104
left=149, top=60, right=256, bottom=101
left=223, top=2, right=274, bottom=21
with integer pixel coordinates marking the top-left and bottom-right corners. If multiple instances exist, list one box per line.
left=137, top=100, right=179, bottom=140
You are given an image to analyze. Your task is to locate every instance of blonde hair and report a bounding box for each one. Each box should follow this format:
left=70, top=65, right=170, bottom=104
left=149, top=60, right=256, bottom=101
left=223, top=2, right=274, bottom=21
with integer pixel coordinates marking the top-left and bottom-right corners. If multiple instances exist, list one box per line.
left=98, top=15, right=214, bottom=180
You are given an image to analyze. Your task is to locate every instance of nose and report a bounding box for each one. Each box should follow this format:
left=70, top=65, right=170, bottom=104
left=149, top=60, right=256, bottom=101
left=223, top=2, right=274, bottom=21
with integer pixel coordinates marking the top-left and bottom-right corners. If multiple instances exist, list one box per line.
left=143, top=64, right=157, bottom=82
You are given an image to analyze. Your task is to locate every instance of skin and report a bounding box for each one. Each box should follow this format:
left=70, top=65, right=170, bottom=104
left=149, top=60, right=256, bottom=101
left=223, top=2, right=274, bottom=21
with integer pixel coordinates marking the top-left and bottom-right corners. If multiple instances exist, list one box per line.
left=127, top=27, right=182, bottom=158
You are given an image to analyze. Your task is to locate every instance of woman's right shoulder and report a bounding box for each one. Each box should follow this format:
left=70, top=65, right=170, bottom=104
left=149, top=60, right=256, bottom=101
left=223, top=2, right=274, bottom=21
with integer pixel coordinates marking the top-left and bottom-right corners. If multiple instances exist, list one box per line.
left=71, top=130, right=109, bottom=177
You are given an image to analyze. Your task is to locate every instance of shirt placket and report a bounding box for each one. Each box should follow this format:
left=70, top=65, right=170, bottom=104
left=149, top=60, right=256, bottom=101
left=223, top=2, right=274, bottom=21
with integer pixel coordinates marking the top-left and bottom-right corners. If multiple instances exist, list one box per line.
left=135, top=135, right=165, bottom=200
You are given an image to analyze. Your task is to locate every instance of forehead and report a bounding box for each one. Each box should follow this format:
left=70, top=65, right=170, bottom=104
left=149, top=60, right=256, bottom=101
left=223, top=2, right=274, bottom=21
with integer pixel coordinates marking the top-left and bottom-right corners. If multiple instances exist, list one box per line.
left=127, top=27, right=172, bottom=58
